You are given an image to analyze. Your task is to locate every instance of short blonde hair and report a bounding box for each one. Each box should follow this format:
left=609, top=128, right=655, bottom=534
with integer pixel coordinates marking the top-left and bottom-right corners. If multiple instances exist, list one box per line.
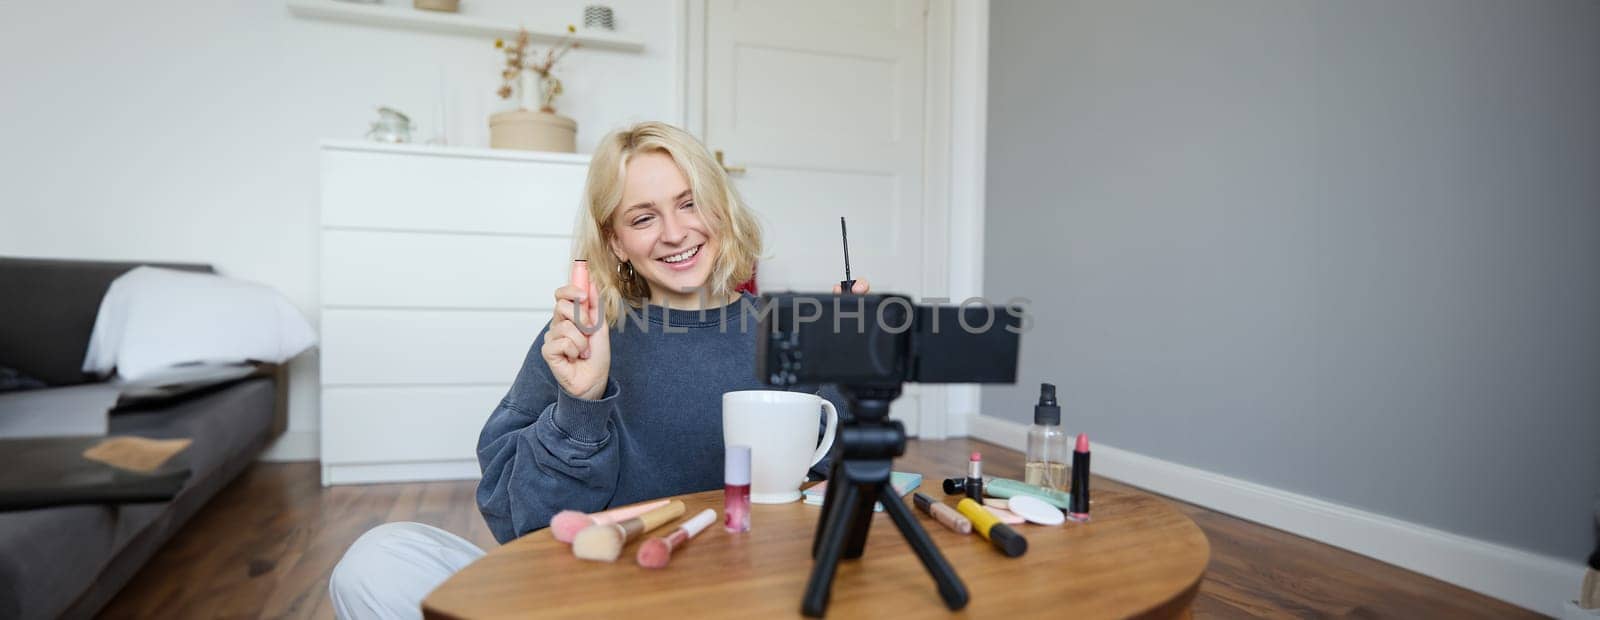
left=573, top=121, right=762, bottom=325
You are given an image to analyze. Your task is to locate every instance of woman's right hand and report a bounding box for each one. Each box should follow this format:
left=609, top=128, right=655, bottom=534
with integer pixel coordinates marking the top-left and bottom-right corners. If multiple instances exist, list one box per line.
left=541, top=281, right=611, bottom=400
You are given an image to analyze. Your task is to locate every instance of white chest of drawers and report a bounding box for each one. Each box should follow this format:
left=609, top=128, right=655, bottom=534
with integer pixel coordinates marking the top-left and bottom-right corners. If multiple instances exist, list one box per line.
left=318, top=140, right=587, bottom=485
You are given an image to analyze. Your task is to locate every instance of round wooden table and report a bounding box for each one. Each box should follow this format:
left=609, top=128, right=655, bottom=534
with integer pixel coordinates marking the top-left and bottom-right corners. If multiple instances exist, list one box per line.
left=424, top=488, right=1209, bottom=619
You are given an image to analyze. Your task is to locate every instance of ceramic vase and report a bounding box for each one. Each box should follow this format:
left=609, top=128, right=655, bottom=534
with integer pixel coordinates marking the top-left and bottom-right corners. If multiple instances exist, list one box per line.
left=489, top=73, right=577, bottom=153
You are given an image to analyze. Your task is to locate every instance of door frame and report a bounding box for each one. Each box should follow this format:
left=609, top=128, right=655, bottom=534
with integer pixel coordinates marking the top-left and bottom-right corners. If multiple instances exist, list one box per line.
left=675, top=0, right=991, bottom=439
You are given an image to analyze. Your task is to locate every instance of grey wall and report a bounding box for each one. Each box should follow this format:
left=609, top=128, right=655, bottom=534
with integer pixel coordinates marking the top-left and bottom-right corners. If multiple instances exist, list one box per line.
left=984, top=0, right=1600, bottom=563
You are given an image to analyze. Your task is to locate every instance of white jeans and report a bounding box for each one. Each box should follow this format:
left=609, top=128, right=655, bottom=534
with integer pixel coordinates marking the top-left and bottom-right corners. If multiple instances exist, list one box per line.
left=329, top=522, right=487, bottom=620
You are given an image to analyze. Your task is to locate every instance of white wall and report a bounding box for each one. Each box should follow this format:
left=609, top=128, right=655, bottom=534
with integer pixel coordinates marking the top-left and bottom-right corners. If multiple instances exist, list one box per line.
left=982, top=0, right=1598, bottom=613
left=0, top=0, right=680, bottom=459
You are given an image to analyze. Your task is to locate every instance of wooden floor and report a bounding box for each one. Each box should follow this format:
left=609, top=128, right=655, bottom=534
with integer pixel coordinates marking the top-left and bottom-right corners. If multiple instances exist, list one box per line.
left=100, top=439, right=1538, bottom=619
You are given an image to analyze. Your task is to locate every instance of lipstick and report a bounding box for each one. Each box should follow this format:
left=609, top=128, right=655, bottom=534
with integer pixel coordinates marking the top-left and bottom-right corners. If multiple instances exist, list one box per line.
left=913, top=493, right=972, bottom=535
left=1068, top=434, right=1091, bottom=522
left=943, top=476, right=978, bottom=495
left=966, top=452, right=984, bottom=501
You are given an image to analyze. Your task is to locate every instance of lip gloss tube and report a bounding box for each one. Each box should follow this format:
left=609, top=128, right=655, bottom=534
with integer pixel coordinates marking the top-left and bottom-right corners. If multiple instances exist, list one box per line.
left=725, top=445, right=751, bottom=532
left=912, top=493, right=972, bottom=535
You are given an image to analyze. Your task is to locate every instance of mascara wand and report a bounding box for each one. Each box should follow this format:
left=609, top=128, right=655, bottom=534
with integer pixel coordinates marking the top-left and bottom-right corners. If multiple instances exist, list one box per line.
left=839, top=216, right=856, bottom=294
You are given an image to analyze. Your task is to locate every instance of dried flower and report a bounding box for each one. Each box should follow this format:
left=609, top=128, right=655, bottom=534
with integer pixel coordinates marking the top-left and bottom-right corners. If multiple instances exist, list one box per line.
left=493, top=27, right=581, bottom=113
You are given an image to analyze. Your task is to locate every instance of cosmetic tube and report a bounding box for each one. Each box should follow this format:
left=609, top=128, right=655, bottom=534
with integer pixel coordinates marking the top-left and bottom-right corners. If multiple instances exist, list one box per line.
left=943, top=476, right=983, bottom=495
left=571, top=260, right=594, bottom=337
left=944, top=476, right=1072, bottom=509
left=957, top=498, right=1027, bottom=557
left=966, top=452, right=984, bottom=501
left=1068, top=434, right=1091, bottom=522
left=912, top=493, right=972, bottom=535
left=725, top=445, right=751, bottom=532
left=986, top=478, right=1072, bottom=510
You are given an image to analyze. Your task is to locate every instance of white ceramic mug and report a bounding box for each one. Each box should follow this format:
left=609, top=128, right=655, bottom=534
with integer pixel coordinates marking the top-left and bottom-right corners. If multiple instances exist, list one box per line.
left=722, top=390, right=839, bottom=503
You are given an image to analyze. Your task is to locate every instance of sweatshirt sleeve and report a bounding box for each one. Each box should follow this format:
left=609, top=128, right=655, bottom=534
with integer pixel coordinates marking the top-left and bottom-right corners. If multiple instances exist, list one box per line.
left=476, top=323, right=622, bottom=544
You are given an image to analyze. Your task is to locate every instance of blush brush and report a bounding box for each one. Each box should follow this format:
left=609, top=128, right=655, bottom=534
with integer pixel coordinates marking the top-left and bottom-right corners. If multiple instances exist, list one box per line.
left=637, top=508, right=717, bottom=569
left=572, top=500, right=686, bottom=562
left=549, top=499, right=670, bottom=544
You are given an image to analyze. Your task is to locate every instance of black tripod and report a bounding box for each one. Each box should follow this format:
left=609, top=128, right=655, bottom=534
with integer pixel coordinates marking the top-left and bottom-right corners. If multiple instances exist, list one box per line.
left=802, top=384, right=969, bottom=617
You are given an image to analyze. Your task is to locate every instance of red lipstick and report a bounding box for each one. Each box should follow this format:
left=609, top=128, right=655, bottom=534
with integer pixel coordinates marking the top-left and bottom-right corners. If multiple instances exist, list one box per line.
left=1068, top=434, right=1091, bottom=522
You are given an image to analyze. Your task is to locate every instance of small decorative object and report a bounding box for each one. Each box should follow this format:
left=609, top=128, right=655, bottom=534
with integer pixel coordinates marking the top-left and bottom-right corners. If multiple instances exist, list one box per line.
left=489, top=27, right=581, bottom=153
left=583, top=5, right=615, bottom=31
left=413, top=0, right=459, bottom=12
left=365, top=107, right=414, bottom=143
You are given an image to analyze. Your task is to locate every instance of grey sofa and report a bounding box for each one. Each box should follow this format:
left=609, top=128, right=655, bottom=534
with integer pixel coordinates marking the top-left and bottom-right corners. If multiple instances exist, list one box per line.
left=0, top=257, right=288, bottom=619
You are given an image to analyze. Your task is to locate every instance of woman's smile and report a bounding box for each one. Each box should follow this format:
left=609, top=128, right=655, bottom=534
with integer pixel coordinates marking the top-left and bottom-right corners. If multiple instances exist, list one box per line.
left=658, top=244, right=702, bottom=270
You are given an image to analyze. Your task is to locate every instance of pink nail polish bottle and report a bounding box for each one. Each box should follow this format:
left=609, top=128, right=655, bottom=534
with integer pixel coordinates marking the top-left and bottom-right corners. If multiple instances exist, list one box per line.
left=725, top=445, right=751, bottom=532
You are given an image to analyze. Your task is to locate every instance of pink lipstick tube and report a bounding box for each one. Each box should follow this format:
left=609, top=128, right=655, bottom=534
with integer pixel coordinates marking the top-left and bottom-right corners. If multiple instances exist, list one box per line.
left=966, top=452, right=984, bottom=501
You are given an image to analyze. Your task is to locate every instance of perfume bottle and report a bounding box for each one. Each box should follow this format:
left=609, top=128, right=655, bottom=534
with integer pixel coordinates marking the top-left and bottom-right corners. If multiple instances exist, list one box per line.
left=1025, top=383, right=1069, bottom=491
left=724, top=444, right=751, bottom=532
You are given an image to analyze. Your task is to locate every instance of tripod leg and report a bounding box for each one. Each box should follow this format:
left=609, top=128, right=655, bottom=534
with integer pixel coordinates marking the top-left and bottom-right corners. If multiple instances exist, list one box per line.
left=840, top=461, right=888, bottom=559
left=841, top=479, right=876, bottom=559
left=811, top=459, right=849, bottom=558
left=802, top=482, right=861, bottom=617
left=879, top=488, right=970, bottom=610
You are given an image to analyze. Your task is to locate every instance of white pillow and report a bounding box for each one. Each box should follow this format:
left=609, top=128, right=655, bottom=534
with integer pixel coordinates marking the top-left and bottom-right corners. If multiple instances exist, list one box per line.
left=83, top=267, right=317, bottom=381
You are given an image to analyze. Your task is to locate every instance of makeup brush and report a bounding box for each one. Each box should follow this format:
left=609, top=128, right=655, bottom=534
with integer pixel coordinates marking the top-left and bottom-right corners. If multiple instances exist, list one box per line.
left=637, top=508, right=717, bottom=569
left=549, top=500, right=670, bottom=543
left=572, top=500, right=686, bottom=562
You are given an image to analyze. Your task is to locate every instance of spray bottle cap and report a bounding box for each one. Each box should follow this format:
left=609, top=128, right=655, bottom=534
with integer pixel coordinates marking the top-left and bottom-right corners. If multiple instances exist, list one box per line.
left=1034, top=382, right=1060, bottom=426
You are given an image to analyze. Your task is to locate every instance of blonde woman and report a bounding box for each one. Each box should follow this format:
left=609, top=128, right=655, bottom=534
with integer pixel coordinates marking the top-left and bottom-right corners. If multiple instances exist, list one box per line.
left=330, top=122, right=868, bottom=619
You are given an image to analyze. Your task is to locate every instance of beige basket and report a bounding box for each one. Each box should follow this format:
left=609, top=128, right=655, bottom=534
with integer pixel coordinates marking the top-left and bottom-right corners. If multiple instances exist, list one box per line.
left=414, top=0, right=459, bottom=12
left=489, top=109, right=577, bottom=153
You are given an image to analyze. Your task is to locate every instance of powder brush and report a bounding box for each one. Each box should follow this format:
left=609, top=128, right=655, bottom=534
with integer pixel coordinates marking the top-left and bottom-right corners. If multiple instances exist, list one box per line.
left=572, top=500, right=686, bottom=562
left=549, top=500, right=670, bottom=544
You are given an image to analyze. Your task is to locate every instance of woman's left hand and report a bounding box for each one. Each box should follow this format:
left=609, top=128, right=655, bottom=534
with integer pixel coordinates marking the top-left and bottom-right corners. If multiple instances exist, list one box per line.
left=831, top=278, right=871, bottom=295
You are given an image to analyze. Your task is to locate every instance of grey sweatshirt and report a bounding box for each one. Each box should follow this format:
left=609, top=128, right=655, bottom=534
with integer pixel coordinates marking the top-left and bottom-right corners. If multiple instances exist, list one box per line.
left=476, top=293, right=846, bottom=543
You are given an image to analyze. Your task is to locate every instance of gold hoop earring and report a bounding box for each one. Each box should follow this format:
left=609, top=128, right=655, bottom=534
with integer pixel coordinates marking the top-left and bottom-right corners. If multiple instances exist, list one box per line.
left=617, top=261, right=643, bottom=299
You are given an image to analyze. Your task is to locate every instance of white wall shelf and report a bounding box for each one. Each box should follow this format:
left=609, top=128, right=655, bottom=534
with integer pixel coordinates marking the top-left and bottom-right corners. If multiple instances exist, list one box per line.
left=323, top=139, right=591, bottom=164
left=286, top=0, right=645, bottom=52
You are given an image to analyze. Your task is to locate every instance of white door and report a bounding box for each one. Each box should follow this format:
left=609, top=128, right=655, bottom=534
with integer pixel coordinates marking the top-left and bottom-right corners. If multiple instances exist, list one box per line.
left=702, top=0, right=929, bottom=434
